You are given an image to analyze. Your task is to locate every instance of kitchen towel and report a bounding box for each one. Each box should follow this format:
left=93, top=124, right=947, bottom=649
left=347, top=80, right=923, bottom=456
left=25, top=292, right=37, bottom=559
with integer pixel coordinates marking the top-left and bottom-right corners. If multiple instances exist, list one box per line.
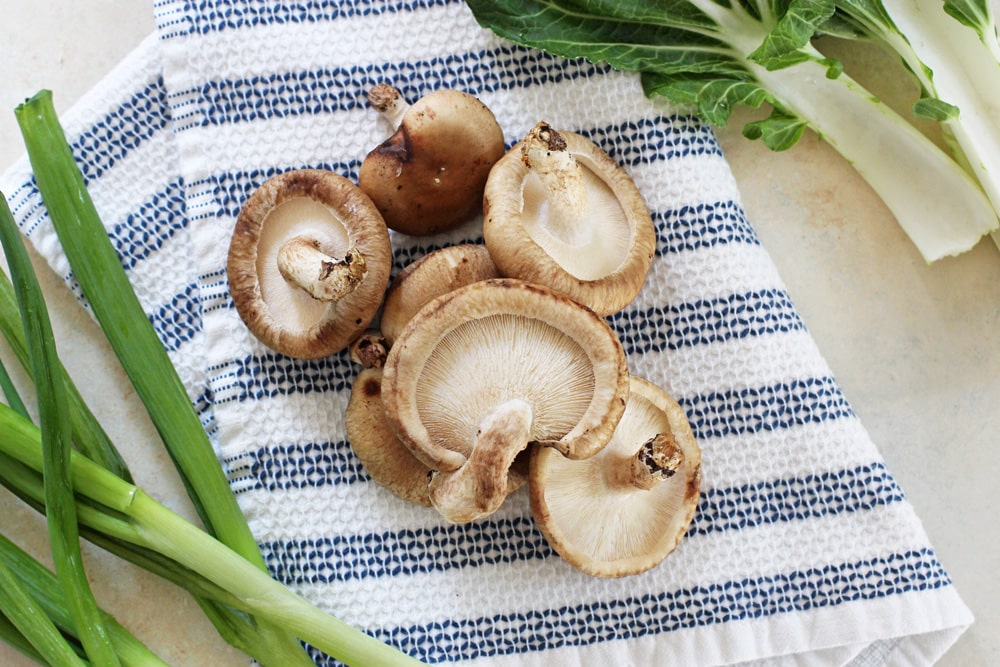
left=0, top=1, right=973, bottom=665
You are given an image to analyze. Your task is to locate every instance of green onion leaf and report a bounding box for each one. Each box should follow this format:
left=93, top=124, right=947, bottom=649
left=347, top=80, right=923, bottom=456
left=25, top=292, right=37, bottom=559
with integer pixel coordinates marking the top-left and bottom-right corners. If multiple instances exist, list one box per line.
left=0, top=265, right=132, bottom=481
left=0, top=555, right=87, bottom=667
left=14, top=89, right=260, bottom=566
left=0, top=190, right=120, bottom=665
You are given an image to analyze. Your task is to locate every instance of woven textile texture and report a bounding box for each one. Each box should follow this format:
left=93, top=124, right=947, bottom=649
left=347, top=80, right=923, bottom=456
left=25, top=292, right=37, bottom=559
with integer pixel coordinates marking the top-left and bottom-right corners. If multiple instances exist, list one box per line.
left=1, top=1, right=972, bottom=665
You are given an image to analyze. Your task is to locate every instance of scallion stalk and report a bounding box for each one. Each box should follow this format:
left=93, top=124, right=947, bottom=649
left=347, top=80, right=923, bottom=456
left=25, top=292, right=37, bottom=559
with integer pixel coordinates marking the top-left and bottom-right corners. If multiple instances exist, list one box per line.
left=0, top=532, right=170, bottom=667
left=0, top=267, right=131, bottom=482
left=0, top=555, right=87, bottom=667
left=0, top=356, right=28, bottom=420
left=14, top=89, right=250, bottom=556
left=13, top=89, right=320, bottom=666
left=0, top=403, right=424, bottom=667
left=0, top=194, right=120, bottom=665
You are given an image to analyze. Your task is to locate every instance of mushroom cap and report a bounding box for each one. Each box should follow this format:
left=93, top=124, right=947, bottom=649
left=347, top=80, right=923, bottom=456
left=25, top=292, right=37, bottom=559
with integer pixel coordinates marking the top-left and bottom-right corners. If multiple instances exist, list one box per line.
left=359, top=89, right=506, bottom=236
left=381, top=278, right=629, bottom=472
left=380, top=244, right=500, bottom=346
left=483, top=128, right=656, bottom=316
left=530, top=376, right=702, bottom=578
left=345, top=367, right=432, bottom=506
left=227, top=169, right=392, bottom=359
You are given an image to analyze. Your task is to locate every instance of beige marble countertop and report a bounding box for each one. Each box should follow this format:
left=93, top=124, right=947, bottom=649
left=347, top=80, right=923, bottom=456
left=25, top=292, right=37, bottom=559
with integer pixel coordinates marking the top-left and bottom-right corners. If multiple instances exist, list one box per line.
left=1, top=3, right=998, bottom=666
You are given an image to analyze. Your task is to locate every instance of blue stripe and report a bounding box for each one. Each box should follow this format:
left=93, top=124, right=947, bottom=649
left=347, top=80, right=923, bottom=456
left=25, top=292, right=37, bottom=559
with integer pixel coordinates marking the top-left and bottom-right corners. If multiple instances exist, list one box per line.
left=159, top=0, right=461, bottom=38
left=72, top=79, right=171, bottom=182
left=611, top=288, right=806, bottom=356
left=15, top=79, right=172, bottom=238
left=147, top=283, right=204, bottom=353
left=328, top=548, right=949, bottom=663
left=230, top=372, right=853, bottom=498
left=257, top=462, right=905, bottom=586
left=190, top=113, right=717, bottom=222
left=188, top=44, right=610, bottom=128
left=183, top=44, right=721, bottom=163
left=654, top=199, right=761, bottom=255
left=109, top=178, right=189, bottom=271
left=681, top=376, right=855, bottom=441
left=689, top=462, right=907, bottom=537
left=209, top=352, right=356, bottom=404
left=225, top=439, right=366, bottom=492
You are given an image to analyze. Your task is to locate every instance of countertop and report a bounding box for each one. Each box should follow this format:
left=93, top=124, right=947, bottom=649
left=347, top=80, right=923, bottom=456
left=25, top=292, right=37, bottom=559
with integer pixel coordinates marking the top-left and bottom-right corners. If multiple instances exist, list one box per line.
left=1, top=3, right=997, bottom=666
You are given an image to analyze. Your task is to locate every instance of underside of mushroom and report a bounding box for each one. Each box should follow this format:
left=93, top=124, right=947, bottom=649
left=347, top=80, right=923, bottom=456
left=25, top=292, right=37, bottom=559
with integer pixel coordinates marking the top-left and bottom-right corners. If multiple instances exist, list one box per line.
left=483, top=121, right=656, bottom=316
left=380, top=278, right=630, bottom=523
left=227, top=169, right=392, bottom=359
left=530, top=375, right=702, bottom=577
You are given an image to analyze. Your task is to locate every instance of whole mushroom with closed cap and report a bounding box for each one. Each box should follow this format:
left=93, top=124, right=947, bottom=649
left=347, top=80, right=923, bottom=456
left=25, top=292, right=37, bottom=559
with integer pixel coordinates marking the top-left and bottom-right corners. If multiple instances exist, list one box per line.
left=359, top=84, right=506, bottom=236
left=380, top=244, right=500, bottom=347
left=227, top=169, right=392, bottom=359
left=483, top=121, right=656, bottom=316
left=381, top=278, right=630, bottom=523
left=530, top=375, right=702, bottom=578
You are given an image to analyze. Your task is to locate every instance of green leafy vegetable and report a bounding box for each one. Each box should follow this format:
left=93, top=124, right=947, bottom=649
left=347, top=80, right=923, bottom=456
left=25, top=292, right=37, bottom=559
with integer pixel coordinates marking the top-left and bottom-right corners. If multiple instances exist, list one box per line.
left=0, top=194, right=120, bottom=666
left=466, top=0, right=1000, bottom=262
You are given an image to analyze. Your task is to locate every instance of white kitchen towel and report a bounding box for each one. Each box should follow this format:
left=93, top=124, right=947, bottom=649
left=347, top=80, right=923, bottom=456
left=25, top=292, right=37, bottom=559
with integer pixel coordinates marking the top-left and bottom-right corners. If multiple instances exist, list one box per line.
left=1, top=1, right=973, bottom=665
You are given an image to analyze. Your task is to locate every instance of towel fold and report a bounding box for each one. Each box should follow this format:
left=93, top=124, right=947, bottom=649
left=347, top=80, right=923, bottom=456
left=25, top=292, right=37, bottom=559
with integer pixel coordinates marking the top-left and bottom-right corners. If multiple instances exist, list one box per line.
left=0, top=1, right=972, bottom=664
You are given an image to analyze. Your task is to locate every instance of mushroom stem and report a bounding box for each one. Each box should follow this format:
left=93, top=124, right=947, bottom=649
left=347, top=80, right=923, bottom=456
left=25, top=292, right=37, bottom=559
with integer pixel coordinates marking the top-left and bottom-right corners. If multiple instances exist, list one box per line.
left=277, top=236, right=367, bottom=302
left=521, top=121, right=592, bottom=244
left=428, top=398, right=533, bottom=523
left=367, top=83, right=410, bottom=129
left=608, top=430, right=685, bottom=492
left=349, top=330, right=389, bottom=369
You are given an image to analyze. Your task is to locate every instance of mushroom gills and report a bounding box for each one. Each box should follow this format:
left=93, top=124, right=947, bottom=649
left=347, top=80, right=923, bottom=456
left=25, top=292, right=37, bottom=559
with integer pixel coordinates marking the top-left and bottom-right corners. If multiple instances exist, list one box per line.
left=414, top=313, right=596, bottom=459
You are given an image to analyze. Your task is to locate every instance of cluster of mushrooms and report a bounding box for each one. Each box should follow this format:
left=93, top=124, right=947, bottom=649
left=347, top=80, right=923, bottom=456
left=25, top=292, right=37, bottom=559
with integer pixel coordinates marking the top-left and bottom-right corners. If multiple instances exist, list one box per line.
left=226, top=84, right=702, bottom=578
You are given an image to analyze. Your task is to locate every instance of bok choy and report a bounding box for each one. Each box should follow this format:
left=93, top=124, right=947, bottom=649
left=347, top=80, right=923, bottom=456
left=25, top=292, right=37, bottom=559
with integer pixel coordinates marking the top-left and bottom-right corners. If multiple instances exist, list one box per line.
left=465, top=0, right=1000, bottom=262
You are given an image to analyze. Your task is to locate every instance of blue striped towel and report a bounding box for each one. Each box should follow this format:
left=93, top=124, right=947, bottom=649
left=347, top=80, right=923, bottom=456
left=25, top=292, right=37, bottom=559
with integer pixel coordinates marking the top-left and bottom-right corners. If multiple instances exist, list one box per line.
left=1, top=1, right=973, bottom=664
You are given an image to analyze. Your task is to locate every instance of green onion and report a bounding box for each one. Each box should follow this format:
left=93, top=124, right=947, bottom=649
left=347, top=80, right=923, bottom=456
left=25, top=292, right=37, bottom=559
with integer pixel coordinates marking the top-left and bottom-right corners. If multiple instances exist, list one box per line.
left=0, top=532, right=170, bottom=667
left=0, top=193, right=120, bottom=665
left=7, top=89, right=425, bottom=666
left=0, top=356, right=28, bottom=420
left=13, top=88, right=318, bottom=665
left=0, top=555, right=87, bottom=667
left=0, top=403, right=424, bottom=667
left=0, top=266, right=131, bottom=481
left=0, top=613, right=52, bottom=665
left=14, top=89, right=250, bottom=555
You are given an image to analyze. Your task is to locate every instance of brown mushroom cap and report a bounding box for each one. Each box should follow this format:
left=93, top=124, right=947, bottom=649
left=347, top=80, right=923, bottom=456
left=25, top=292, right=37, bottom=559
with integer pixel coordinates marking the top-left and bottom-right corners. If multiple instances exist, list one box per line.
left=345, top=367, right=432, bottom=506
left=227, top=169, right=392, bottom=359
left=530, top=375, right=702, bottom=578
left=380, top=243, right=500, bottom=346
left=381, top=278, right=629, bottom=474
left=483, top=122, right=656, bottom=316
left=359, top=85, right=506, bottom=236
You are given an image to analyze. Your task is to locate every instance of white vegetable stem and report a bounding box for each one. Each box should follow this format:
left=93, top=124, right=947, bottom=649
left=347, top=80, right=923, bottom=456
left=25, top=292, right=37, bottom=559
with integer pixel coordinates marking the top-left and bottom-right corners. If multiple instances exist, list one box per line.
left=757, top=51, right=997, bottom=259
left=882, top=0, right=1000, bottom=248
